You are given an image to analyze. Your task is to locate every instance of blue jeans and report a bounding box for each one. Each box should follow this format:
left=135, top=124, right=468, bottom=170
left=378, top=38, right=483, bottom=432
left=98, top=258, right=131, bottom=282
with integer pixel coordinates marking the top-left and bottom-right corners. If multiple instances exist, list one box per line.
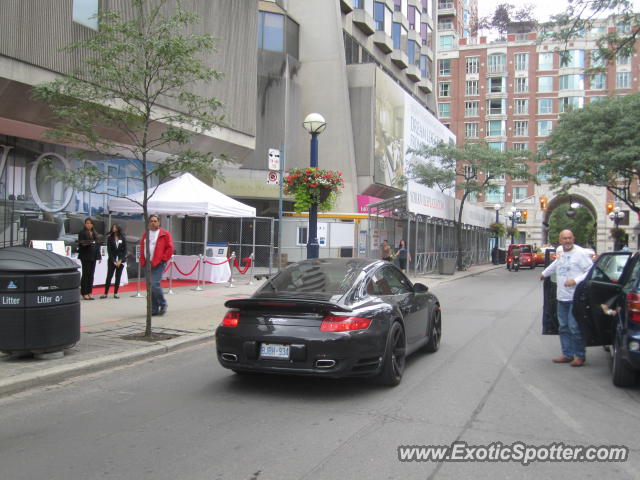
left=557, top=301, right=585, bottom=359
left=151, top=262, right=167, bottom=313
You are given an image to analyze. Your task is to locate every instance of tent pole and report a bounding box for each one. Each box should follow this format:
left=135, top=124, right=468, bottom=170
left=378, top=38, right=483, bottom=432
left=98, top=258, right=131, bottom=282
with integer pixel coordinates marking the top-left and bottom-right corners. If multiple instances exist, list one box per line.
left=203, top=214, right=209, bottom=256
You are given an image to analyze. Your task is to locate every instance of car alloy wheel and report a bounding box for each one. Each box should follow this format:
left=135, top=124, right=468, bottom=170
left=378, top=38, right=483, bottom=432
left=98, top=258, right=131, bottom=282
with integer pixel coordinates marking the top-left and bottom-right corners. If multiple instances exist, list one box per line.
left=423, top=311, right=441, bottom=353
left=377, top=321, right=406, bottom=386
left=610, top=329, right=638, bottom=388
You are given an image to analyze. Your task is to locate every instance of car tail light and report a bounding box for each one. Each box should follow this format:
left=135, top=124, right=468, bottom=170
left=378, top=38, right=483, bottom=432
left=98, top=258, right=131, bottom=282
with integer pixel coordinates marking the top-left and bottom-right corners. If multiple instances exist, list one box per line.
left=222, top=310, right=240, bottom=327
left=320, top=315, right=372, bottom=332
left=626, top=293, right=640, bottom=325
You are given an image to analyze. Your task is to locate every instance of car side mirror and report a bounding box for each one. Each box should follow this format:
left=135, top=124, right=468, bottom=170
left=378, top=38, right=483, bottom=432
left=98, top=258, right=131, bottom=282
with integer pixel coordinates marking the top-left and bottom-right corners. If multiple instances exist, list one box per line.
left=414, top=282, right=429, bottom=293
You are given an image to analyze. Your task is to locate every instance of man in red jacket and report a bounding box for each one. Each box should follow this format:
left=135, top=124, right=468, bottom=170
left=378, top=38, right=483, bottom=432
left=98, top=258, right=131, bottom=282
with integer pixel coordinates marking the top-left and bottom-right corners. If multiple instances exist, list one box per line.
left=140, top=214, right=174, bottom=316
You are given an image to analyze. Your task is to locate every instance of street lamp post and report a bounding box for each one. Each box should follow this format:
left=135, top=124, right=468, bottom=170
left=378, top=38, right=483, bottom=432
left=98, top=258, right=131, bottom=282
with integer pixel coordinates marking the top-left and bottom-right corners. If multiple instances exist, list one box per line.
left=609, top=206, right=625, bottom=250
left=493, top=203, right=501, bottom=264
left=302, top=113, right=327, bottom=259
left=507, top=206, right=521, bottom=244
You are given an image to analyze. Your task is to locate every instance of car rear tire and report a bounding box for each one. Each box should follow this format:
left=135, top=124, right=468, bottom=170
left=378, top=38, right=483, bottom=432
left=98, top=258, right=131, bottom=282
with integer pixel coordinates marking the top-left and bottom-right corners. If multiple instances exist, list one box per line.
left=611, top=331, right=638, bottom=387
left=423, top=310, right=441, bottom=353
left=376, top=321, right=406, bottom=386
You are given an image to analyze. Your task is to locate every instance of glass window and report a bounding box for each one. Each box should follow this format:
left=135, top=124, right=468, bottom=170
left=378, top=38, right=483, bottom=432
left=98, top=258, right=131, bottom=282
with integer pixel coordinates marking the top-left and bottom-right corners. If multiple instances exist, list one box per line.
left=421, top=22, right=432, bottom=48
left=514, top=121, right=528, bottom=137
left=440, top=35, right=454, bottom=50
left=512, top=142, right=528, bottom=151
left=487, top=77, right=506, bottom=93
left=560, top=50, right=585, bottom=68
left=420, top=54, right=431, bottom=79
left=537, top=164, right=551, bottom=180
left=439, top=59, right=451, bottom=75
left=559, top=74, right=584, bottom=90
left=590, top=50, right=606, bottom=68
left=465, top=80, right=478, bottom=96
left=617, top=52, right=631, bottom=65
left=515, top=53, right=528, bottom=71
left=465, top=56, right=479, bottom=74
left=514, top=77, right=529, bottom=93
left=374, top=2, right=392, bottom=34
left=438, top=103, right=451, bottom=118
left=514, top=99, right=528, bottom=114
left=616, top=72, right=631, bottom=88
left=408, top=5, right=420, bottom=30
left=486, top=120, right=506, bottom=136
left=464, top=101, right=479, bottom=116
left=538, top=76, right=554, bottom=92
left=560, top=96, right=584, bottom=112
left=464, top=122, right=478, bottom=138
left=486, top=185, right=505, bottom=202
left=408, top=40, right=420, bottom=66
left=590, top=96, right=607, bottom=104
left=590, top=73, right=606, bottom=90
left=487, top=98, right=506, bottom=115
left=537, top=120, right=553, bottom=136
left=512, top=186, right=528, bottom=201
left=488, top=53, right=506, bottom=73
left=259, top=12, right=285, bottom=52
left=538, top=98, right=553, bottom=114
left=392, top=22, right=407, bottom=49
left=439, top=82, right=451, bottom=97
left=73, top=0, right=99, bottom=30
left=538, top=52, right=554, bottom=70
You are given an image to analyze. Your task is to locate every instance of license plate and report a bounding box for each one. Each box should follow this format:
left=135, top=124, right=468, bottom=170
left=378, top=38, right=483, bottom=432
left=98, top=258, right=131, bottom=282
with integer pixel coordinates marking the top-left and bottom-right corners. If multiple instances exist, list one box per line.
left=260, top=343, right=290, bottom=359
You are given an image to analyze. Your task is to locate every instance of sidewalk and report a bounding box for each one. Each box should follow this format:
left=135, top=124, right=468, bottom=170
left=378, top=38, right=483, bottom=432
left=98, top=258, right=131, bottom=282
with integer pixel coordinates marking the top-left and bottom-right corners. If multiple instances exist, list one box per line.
left=0, top=263, right=502, bottom=397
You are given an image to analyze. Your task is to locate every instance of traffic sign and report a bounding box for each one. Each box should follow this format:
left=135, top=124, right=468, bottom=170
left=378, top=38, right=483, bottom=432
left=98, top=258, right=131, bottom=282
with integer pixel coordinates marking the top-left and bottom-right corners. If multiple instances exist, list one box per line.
left=268, top=148, right=280, bottom=171
left=266, top=170, right=279, bottom=184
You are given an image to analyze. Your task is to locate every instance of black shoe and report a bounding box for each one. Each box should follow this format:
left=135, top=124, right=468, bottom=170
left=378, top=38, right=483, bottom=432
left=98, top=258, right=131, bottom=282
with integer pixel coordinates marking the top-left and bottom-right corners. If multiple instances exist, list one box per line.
left=152, top=311, right=159, bottom=316
left=158, top=305, right=167, bottom=316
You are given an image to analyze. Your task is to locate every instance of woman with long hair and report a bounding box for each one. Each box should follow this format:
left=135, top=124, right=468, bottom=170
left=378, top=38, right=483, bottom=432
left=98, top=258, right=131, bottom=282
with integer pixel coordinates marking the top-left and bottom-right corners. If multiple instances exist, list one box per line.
left=77, top=217, right=101, bottom=300
left=396, top=239, right=409, bottom=273
left=101, top=223, right=128, bottom=299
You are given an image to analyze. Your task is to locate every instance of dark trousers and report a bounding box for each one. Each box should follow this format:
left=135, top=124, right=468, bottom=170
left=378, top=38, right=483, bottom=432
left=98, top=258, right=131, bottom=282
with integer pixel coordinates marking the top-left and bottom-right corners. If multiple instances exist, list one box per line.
left=80, top=260, right=96, bottom=295
left=104, top=261, right=124, bottom=294
left=151, top=262, right=167, bottom=313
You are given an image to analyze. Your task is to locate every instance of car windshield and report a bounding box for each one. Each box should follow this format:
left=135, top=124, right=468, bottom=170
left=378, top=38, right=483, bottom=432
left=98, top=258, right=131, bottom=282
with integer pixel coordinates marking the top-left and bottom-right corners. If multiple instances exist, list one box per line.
left=264, top=259, right=364, bottom=295
left=520, top=245, right=532, bottom=253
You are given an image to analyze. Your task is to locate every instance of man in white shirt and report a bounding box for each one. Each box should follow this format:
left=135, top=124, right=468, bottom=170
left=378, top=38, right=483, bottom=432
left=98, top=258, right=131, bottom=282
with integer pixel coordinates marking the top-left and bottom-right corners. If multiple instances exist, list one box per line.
left=540, top=230, right=594, bottom=367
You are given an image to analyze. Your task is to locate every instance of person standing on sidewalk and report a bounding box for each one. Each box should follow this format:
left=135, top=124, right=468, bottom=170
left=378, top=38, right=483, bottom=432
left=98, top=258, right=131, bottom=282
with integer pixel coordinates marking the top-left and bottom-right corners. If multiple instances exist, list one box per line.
left=540, top=229, right=593, bottom=367
left=396, top=239, right=410, bottom=273
left=78, top=217, right=101, bottom=300
left=101, top=223, right=127, bottom=299
left=140, top=215, right=174, bottom=316
left=381, top=240, right=392, bottom=261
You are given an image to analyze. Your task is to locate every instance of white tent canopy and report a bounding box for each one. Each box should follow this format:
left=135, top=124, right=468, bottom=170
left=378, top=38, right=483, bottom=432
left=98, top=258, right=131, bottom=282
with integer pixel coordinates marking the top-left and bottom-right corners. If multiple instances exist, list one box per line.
left=108, top=172, right=256, bottom=217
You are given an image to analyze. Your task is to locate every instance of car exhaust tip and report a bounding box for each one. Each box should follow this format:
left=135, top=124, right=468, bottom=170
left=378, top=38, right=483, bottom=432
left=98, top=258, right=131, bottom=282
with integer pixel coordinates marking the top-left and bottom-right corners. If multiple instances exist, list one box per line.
left=316, top=359, right=336, bottom=368
left=221, top=353, right=238, bottom=362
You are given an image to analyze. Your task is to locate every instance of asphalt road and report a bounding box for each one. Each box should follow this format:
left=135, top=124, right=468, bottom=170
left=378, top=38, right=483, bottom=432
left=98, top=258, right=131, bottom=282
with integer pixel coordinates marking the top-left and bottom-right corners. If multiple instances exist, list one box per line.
left=1, top=268, right=639, bottom=480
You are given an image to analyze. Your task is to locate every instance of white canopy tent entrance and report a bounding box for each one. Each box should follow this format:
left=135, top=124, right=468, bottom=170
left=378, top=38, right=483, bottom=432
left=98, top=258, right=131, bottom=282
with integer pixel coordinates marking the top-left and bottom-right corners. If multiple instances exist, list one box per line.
left=108, top=172, right=257, bottom=255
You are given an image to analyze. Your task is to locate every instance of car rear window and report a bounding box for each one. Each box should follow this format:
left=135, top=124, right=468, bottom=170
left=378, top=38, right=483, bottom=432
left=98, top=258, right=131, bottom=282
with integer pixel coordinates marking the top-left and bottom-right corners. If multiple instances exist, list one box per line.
left=268, top=261, right=363, bottom=294
left=520, top=245, right=532, bottom=253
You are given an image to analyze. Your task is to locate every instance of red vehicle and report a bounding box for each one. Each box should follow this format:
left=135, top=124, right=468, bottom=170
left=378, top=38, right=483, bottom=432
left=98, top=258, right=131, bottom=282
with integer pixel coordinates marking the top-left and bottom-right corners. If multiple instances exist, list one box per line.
left=507, top=244, right=535, bottom=270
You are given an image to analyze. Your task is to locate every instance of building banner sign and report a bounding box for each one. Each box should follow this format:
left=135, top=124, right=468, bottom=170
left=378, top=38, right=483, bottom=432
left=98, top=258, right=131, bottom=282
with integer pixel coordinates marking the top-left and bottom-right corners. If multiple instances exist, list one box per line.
left=407, top=181, right=455, bottom=220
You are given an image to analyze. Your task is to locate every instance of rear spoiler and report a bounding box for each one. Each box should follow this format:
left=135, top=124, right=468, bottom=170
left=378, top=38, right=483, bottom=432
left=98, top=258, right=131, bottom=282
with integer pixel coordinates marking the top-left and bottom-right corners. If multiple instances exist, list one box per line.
left=224, top=298, right=352, bottom=313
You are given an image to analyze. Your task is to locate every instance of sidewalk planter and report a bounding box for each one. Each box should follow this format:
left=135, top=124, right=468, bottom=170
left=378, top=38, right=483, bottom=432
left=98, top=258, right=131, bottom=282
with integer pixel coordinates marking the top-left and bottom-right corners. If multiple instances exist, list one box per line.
left=438, top=258, right=456, bottom=275
left=0, top=246, right=80, bottom=355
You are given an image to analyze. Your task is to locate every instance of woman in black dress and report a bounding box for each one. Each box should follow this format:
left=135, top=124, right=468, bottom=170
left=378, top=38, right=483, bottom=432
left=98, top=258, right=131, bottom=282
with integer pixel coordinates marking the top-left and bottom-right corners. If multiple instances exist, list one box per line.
left=77, top=217, right=101, bottom=300
left=101, top=224, right=127, bottom=299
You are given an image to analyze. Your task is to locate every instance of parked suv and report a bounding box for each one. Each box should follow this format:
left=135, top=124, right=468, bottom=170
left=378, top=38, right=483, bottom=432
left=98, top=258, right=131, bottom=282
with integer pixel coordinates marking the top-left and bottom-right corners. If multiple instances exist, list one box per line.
left=507, top=244, right=534, bottom=270
left=573, top=251, right=639, bottom=387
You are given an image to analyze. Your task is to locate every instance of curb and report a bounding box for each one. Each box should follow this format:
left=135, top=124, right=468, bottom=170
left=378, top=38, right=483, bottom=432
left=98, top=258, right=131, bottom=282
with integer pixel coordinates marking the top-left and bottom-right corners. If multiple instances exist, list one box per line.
left=0, top=332, right=214, bottom=398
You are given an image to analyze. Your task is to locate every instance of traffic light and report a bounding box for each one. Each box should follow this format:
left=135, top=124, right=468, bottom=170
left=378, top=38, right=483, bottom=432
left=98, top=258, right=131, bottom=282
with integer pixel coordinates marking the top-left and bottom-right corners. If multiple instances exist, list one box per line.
left=522, top=209, right=528, bottom=221
left=606, top=202, right=615, bottom=214
left=539, top=196, right=548, bottom=210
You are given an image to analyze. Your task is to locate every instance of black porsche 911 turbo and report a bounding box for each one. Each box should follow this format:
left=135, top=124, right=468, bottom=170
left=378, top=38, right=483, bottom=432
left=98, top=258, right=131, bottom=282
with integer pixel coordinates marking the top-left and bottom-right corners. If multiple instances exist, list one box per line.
left=216, top=258, right=441, bottom=386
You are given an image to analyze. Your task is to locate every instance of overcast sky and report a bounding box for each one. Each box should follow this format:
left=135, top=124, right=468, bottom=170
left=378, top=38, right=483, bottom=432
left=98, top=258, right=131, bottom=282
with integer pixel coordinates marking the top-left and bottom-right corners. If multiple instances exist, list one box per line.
left=477, top=0, right=640, bottom=23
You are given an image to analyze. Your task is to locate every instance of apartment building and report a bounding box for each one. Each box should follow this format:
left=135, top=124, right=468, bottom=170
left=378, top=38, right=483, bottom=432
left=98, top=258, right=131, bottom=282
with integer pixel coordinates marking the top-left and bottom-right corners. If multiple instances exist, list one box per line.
left=436, top=19, right=640, bottom=251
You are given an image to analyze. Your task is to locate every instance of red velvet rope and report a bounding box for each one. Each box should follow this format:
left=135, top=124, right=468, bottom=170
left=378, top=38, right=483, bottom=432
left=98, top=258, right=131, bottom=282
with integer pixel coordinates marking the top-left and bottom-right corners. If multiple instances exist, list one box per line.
left=171, top=260, right=199, bottom=277
left=234, top=256, right=251, bottom=274
left=163, top=262, right=172, bottom=273
left=204, top=257, right=231, bottom=266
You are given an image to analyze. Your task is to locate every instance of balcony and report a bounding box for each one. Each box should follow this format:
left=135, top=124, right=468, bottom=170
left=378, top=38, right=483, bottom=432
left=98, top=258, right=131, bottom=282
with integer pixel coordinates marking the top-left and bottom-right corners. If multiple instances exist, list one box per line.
left=437, top=2, right=456, bottom=16
left=406, top=64, right=421, bottom=82
left=340, top=0, right=353, bottom=13
left=373, top=30, right=393, bottom=53
left=418, top=78, right=433, bottom=93
left=352, top=8, right=375, bottom=35
left=391, top=49, right=409, bottom=69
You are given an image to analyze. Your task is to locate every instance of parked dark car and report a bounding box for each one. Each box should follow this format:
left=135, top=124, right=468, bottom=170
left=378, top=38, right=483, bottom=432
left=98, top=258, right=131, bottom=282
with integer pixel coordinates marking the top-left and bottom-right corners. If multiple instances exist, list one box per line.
left=572, top=251, right=640, bottom=387
left=216, top=258, right=441, bottom=386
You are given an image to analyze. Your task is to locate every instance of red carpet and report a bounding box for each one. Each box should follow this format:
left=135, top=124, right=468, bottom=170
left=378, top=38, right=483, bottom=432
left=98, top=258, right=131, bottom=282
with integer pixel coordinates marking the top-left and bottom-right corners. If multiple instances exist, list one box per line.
left=108, top=279, right=201, bottom=293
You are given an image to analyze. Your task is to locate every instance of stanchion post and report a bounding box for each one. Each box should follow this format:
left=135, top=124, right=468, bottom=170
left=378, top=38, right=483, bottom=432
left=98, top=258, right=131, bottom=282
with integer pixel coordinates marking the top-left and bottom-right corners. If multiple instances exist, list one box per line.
left=227, top=251, right=235, bottom=288
left=132, top=244, right=145, bottom=298
left=192, top=254, right=204, bottom=291
left=167, top=255, right=175, bottom=295
left=248, top=252, right=255, bottom=285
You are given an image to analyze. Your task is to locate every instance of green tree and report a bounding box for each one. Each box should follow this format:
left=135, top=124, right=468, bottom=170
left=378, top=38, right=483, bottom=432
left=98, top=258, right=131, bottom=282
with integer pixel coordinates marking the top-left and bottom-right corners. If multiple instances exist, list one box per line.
left=544, top=0, right=639, bottom=63
left=474, top=3, right=537, bottom=38
left=548, top=204, right=596, bottom=248
left=542, top=94, right=640, bottom=215
left=409, top=141, right=536, bottom=270
left=33, top=0, right=226, bottom=337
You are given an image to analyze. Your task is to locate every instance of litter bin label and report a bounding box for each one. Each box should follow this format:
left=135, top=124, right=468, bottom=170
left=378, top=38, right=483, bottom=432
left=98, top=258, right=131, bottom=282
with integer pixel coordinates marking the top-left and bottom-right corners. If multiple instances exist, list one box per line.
left=25, top=289, right=80, bottom=308
left=0, top=275, right=24, bottom=293
left=0, top=293, right=23, bottom=307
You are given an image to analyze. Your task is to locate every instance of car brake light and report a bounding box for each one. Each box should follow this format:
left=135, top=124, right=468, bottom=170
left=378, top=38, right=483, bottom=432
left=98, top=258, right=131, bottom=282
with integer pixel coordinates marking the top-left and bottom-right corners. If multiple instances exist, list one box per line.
left=320, top=315, right=372, bottom=332
left=626, top=293, right=640, bottom=325
left=222, top=311, right=240, bottom=327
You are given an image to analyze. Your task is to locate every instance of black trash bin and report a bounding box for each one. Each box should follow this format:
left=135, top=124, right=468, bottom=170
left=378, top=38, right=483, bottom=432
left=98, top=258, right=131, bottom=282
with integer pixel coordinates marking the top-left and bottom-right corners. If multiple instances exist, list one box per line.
left=0, top=246, right=80, bottom=355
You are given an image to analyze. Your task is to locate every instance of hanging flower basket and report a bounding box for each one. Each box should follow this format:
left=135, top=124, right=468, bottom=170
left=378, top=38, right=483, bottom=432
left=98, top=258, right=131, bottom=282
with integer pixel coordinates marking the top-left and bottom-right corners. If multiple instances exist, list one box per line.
left=284, top=167, right=345, bottom=213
